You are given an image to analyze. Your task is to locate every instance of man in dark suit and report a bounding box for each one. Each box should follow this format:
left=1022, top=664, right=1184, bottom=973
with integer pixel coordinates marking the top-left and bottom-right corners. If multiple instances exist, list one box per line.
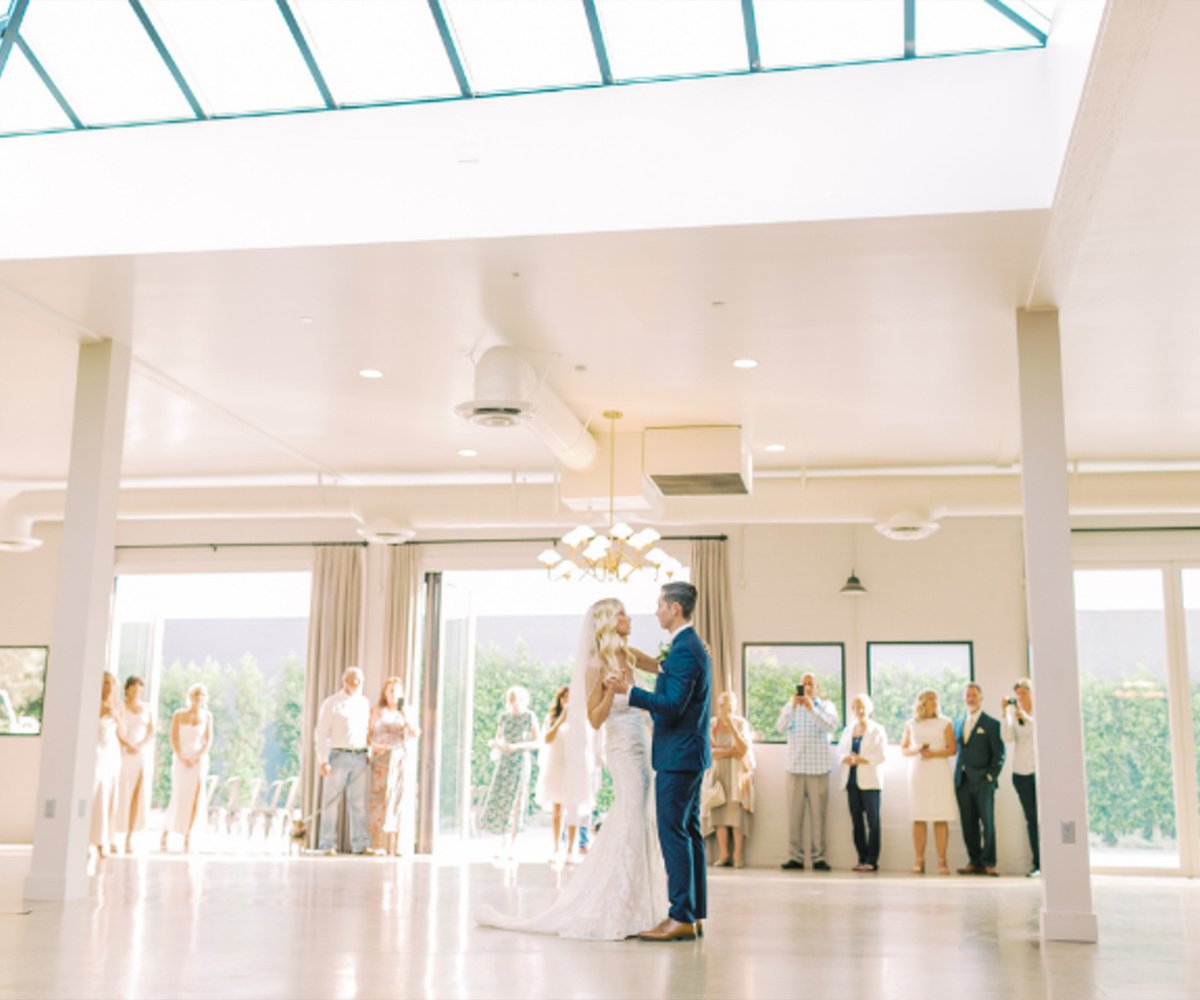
left=953, top=682, right=1006, bottom=876
left=623, top=581, right=712, bottom=942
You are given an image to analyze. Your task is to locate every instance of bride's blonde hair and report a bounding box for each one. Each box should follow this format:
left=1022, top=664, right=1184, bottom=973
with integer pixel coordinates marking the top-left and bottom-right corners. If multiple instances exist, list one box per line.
left=588, top=598, right=633, bottom=688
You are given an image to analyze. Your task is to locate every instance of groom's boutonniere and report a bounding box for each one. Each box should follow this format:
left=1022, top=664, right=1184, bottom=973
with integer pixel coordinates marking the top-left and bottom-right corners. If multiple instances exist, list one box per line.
left=656, top=641, right=672, bottom=663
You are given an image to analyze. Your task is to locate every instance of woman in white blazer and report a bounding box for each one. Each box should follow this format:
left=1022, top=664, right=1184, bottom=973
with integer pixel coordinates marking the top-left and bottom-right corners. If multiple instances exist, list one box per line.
left=837, top=693, right=888, bottom=872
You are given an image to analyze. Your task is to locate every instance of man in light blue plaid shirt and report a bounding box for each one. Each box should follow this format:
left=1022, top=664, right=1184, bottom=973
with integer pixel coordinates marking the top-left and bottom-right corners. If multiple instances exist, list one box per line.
left=776, top=672, right=838, bottom=871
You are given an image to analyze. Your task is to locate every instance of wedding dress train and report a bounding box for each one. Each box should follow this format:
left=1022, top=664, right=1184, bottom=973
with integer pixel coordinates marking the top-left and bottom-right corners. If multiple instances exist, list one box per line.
left=477, top=691, right=668, bottom=941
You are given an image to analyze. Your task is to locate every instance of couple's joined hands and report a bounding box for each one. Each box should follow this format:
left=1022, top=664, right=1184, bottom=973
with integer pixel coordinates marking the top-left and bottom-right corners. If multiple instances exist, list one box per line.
left=605, top=673, right=632, bottom=695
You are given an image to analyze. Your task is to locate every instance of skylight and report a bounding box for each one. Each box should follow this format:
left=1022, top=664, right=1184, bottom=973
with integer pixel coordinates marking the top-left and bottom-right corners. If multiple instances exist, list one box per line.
left=0, top=0, right=1052, bottom=139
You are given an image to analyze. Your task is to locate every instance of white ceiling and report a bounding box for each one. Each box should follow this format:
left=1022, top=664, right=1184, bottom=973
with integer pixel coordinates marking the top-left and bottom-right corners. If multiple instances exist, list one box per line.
left=1, top=0, right=1197, bottom=525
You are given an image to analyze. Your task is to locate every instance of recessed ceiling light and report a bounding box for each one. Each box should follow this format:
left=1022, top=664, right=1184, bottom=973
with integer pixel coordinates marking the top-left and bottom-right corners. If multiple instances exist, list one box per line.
left=732, top=358, right=758, bottom=369
left=458, top=448, right=478, bottom=458
left=765, top=444, right=786, bottom=453
left=299, top=316, right=314, bottom=325
left=358, top=369, right=383, bottom=379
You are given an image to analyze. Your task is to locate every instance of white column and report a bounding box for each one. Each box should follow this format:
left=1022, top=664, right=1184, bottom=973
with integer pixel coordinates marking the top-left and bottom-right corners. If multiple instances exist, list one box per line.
left=24, top=339, right=131, bottom=902
left=1015, top=309, right=1098, bottom=943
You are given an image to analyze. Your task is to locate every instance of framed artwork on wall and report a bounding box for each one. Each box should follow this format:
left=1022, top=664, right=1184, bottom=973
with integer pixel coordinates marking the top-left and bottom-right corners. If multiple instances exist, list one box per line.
left=0, top=646, right=49, bottom=736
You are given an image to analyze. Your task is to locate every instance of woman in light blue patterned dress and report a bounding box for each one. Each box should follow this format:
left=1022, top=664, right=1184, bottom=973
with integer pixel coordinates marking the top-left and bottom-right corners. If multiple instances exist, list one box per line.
left=479, top=686, right=541, bottom=857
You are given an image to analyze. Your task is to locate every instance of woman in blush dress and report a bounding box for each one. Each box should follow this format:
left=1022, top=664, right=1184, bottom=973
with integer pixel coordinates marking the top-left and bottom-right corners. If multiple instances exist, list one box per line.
left=703, top=690, right=755, bottom=869
left=90, top=671, right=123, bottom=859
left=368, top=676, right=419, bottom=856
left=160, top=683, right=213, bottom=854
left=901, top=688, right=958, bottom=875
left=477, top=598, right=667, bottom=940
left=115, top=675, right=155, bottom=853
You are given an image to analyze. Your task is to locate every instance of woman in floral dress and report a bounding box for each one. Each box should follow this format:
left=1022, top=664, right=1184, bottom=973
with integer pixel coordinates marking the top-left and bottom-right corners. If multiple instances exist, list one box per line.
left=479, top=686, right=541, bottom=859
left=368, top=676, right=419, bottom=856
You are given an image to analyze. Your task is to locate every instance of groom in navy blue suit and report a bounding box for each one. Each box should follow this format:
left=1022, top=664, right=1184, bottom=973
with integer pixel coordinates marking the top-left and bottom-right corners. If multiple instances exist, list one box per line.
left=623, top=581, right=711, bottom=942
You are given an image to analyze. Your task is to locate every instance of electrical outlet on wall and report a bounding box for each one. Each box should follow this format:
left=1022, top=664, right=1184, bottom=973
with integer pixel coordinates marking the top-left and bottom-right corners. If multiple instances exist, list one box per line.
left=1061, top=820, right=1076, bottom=844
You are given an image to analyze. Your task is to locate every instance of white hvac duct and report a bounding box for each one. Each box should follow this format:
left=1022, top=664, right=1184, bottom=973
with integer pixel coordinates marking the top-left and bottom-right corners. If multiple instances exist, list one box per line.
left=454, top=346, right=597, bottom=471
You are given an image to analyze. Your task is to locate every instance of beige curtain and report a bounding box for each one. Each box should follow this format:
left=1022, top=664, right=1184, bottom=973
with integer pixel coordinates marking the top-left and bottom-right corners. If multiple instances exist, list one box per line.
left=382, top=544, right=420, bottom=699
left=300, top=545, right=364, bottom=847
left=691, top=538, right=735, bottom=703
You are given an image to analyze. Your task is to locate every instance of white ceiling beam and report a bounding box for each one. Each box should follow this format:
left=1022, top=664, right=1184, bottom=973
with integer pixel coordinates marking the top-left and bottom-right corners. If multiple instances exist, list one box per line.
left=1025, top=0, right=1168, bottom=309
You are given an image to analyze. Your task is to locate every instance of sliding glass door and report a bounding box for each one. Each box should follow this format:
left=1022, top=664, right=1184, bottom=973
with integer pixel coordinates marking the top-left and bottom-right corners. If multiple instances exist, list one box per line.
left=1074, top=564, right=1200, bottom=873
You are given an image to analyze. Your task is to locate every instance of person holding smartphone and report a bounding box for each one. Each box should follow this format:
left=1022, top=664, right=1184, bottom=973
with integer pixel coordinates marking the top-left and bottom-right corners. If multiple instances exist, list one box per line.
left=1001, top=679, right=1039, bottom=876
left=776, top=672, right=838, bottom=871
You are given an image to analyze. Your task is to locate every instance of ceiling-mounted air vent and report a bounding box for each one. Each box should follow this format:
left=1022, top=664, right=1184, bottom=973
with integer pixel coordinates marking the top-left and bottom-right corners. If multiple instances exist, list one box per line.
left=644, top=426, right=751, bottom=497
left=454, top=347, right=596, bottom=469
left=874, top=512, right=941, bottom=541
left=455, top=403, right=533, bottom=428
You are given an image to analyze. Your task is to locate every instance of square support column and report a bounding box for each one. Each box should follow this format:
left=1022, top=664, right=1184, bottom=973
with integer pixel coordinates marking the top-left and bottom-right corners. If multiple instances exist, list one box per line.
left=1015, top=309, right=1098, bottom=943
left=24, top=338, right=131, bottom=902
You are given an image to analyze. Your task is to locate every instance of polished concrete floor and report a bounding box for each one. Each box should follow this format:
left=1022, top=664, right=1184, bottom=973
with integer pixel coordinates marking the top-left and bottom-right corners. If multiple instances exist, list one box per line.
left=0, top=847, right=1196, bottom=1000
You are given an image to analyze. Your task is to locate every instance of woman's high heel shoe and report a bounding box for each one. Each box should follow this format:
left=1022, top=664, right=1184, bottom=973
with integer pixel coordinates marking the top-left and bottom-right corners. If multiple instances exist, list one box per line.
left=912, top=860, right=925, bottom=874
left=937, top=858, right=951, bottom=876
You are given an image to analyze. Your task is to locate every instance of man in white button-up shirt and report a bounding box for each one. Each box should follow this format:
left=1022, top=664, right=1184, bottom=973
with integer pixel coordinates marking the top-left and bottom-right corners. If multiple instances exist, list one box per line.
left=314, top=666, right=371, bottom=854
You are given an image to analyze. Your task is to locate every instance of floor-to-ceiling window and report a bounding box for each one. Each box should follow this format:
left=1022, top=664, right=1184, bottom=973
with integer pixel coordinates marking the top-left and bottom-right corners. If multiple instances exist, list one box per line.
left=108, top=571, right=311, bottom=844
left=1073, top=563, right=1200, bottom=873
left=425, top=569, right=675, bottom=859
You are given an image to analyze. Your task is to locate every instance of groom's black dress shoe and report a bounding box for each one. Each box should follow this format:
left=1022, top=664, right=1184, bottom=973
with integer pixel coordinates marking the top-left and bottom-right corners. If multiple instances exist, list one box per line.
left=780, top=860, right=804, bottom=871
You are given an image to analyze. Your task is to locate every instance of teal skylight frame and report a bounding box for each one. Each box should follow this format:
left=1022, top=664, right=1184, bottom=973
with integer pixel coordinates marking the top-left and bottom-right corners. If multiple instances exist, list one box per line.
left=0, top=0, right=1051, bottom=140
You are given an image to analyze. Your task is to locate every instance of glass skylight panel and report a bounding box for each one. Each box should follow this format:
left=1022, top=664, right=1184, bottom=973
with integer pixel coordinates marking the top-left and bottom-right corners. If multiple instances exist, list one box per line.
left=293, top=0, right=460, bottom=104
left=1014, top=0, right=1056, bottom=23
left=19, top=0, right=195, bottom=126
left=142, top=0, right=324, bottom=115
left=443, top=0, right=599, bottom=94
left=0, top=42, right=75, bottom=134
left=754, top=0, right=904, bottom=69
left=917, top=0, right=1040, bottom=56
left=596, top=0, right=748, bottom=81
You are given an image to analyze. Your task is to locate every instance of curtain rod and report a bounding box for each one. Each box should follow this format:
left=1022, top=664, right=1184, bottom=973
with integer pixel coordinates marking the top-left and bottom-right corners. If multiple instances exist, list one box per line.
left=115, top=533, right=728, bottom=552
left=115, top=541, right=368, bottom=551
left=1070, top=526, right=1200, bottom=534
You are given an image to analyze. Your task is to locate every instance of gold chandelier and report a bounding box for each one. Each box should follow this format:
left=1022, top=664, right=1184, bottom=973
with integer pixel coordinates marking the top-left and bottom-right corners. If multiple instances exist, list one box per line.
left=537, top=411, right=681, bottom=583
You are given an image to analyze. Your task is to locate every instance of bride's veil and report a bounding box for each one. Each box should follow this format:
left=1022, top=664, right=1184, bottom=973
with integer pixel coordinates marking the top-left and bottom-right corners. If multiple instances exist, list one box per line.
left=560, top=606, right=602, bottom=821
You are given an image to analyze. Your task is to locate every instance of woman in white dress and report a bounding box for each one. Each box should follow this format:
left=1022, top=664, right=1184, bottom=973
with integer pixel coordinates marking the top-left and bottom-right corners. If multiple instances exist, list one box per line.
left=901, top=688, right=958, bottom=875
left=160, top=683, right=213, bottom=854
left=90, top=672, right=123, bottom=858
left=535, top=685, right=583, bottom=862
left=115, top=675, right=155, bottom=853
left=478, top=598, right=667, bottom=940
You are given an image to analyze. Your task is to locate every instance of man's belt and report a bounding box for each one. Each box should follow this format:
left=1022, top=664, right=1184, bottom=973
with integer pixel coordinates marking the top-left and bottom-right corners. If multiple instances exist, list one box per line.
left=333, top=747, right=368, bottom=754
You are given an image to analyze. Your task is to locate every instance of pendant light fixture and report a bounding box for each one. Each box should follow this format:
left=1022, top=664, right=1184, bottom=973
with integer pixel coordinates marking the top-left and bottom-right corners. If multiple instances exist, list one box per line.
left=537, top=411, right=680, bottom=583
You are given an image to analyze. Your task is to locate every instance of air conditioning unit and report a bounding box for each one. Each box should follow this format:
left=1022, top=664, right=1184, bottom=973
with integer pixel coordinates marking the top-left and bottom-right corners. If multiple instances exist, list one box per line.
left=643, top=426, right=751, bottom=497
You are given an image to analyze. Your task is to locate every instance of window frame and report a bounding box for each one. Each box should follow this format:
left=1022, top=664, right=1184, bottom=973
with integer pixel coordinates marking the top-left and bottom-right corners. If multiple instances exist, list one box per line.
left=740, top=640, right=846, bottom=744
left=865, top=639, right=976, bottom=744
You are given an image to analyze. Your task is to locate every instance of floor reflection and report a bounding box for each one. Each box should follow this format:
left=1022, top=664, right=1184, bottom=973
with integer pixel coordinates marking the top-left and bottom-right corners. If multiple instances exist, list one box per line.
left=1, top=852, right=1197, bottom=1000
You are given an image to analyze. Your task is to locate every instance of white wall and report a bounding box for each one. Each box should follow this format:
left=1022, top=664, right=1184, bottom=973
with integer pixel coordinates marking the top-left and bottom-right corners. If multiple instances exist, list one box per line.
left=0, top=525, right=59, bottom=843
left=728, top=518, right=1033, bottom=873
left=2, top=514, right=1036, bottom=873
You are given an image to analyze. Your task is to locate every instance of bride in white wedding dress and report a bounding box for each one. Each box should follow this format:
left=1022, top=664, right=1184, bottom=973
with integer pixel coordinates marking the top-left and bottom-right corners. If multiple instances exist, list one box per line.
left=476, top=598, right=667, bottom=941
